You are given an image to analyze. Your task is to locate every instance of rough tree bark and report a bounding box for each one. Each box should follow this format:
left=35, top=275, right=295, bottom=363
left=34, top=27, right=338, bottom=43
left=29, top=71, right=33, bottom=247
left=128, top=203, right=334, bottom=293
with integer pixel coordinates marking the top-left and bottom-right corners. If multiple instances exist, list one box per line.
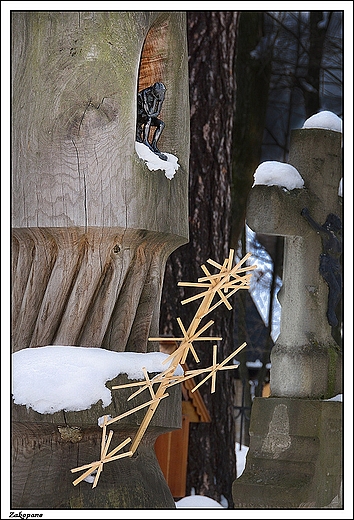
left=230, top=11, right=272, bottom=249
left=160, top=11, right=239, bottom=507
left=303, top=11, right=330, bottom=118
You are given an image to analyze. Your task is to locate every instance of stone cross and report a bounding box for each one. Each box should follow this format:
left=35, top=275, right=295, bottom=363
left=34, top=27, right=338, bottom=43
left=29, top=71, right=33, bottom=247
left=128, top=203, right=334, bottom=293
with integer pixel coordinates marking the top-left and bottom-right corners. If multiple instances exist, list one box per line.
left=247, top=128, right=342, bottom=398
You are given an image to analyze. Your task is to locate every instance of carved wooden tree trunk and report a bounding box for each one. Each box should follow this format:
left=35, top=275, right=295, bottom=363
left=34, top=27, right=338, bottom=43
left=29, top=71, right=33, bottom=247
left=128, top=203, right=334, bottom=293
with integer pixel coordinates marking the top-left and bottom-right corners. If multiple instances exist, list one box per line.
left=12, top=11, right=189, bottom=509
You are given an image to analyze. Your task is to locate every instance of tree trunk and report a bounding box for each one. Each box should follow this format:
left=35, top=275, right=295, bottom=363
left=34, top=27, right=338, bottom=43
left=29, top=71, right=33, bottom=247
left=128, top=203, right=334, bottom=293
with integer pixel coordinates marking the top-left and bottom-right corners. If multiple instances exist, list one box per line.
left=303, top=11, right=328, bottom=118
left=160, top=11, right=239, bottom=507
left=230, top=11, right=272, bottom=247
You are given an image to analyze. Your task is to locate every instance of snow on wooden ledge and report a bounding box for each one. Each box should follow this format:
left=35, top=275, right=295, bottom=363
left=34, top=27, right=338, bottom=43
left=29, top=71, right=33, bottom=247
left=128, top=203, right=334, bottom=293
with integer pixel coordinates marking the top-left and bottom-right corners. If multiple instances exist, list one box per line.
left=12, top=346, right=183, bottom=415
left=135, top=141, right=180, bottom=180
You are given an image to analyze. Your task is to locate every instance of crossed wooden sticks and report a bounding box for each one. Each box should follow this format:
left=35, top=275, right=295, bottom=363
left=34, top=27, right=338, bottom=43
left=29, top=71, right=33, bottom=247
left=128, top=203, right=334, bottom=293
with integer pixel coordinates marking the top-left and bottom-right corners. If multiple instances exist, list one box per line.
left=70, top=415, right=133, bottom=488
left=70, top=250, right=256, bottom=488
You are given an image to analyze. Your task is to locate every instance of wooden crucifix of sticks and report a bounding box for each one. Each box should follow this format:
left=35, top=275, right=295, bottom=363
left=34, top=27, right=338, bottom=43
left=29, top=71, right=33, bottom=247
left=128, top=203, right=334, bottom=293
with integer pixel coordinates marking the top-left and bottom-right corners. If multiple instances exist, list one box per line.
left=70, top=250, right=256, bottom=488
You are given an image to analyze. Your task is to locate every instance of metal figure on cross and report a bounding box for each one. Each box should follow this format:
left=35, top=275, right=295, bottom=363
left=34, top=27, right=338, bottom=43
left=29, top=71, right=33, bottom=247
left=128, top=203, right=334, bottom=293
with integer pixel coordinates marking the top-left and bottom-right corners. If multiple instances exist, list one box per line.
left=136, top=82, right=167, bottom=161
left=301, top=207, right=342, bottom=328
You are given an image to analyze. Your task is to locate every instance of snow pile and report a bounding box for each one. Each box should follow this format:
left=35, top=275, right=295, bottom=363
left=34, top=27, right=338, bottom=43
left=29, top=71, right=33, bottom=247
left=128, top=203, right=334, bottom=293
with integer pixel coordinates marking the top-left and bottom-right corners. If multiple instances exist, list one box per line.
left=12, top=346, right=182, bottom=415
left=173, top=443, right=249, bottom=508
left=236, top=442, right=249, bottom=478
left=135, top=141, right=180, bottom=180
left=302, top=110, right=342, bottom=133
left=253, top=161, right=304, bottom=190
left=175, top=495, right=224, bottom=508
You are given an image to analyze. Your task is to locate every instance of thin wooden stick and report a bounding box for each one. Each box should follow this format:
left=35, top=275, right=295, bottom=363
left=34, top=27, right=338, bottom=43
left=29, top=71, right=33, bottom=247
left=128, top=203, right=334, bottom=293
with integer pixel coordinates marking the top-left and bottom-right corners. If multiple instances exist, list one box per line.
left=106, top=399, right=156, bottom=425
left=160, top=334, right=222, bottom=366
left=191, top=342, right=247, bottom=393
left=200, top=263, right=233, bottom=303
left=219, top=342, right=247, bottom=367
left=191, top=369, right=215, bottom=393
left=227, top=249, right=235, bottom=270
left=126, top=367, right=155, bottom=401
left=166, top=371, right=204, bottom=387
left=181, top=343, right=199, bottom=364
left=130, top=393, right=169, bottom=453
left=93, top=429, right=114, bottom=487
left=177, top=282, right=211, bottom=287
left=72, top=462, right=100, bottom=486
left=92, top=464, right=103, bottom=488
left=103, top=430, right=114, bottom=458
left=181, top=290, right=212, bottom=305
left=71, top=461, right=101, bottom=474
left=184, top=367, right=213, bottom=377
left=177, top=316, right=188, bottom=336
left=204, top=285, right=248, bottom=316
left=161, top=340, right=190, bottom=365
left=71, top=436, right=133, bottom=488
left=104, top=451, right=133, bottom=463
left=105, top=437, right=132, bottom=459
left=211, top=345, right=217, bottom=393
left=100, top=415, right=108, bottom=458
left=197, top=265, right=256, bottom=283
left=200, top=263, right=233, bottom=304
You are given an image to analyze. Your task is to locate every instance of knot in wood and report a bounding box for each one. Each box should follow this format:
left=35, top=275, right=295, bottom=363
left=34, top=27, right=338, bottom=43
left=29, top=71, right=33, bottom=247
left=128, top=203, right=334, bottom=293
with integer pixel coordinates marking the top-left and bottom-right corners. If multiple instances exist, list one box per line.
left=58, top=425, right=83, bottom=443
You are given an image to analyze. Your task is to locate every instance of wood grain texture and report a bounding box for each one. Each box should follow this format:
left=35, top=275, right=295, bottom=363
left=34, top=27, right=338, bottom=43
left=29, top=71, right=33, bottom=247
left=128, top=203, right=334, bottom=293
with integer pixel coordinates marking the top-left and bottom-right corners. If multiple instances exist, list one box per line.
left=12, top=11, right=189, bottom=235
left=12, top=421, right=177, bottom=508
left=12, top=11, right=190, bottom=353
left=11, top=11, right=189, bottom=508
left=12, top=228, right=184, bottom=352
left=12, top=378, right=181, bottom=508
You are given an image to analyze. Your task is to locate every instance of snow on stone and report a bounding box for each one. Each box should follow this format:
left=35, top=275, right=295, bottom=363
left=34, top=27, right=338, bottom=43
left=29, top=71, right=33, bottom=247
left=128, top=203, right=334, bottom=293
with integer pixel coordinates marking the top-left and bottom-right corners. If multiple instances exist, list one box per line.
left=302, top=110, right=342, bottom=133
left=338, top=178, right=343, bottom=197
left=12, top=346, right=182, bottom=415
left=253, top=161, right=304, bottom=190
left=325, top=394, right=343, bottom=402
left=135, top=141, right=180, bottom=180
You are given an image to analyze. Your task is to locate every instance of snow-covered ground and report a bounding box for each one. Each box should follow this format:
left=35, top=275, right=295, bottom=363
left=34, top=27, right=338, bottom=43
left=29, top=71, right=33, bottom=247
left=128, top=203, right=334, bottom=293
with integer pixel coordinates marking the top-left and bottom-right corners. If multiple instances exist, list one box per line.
left=175, top=443, right=249, bottom=509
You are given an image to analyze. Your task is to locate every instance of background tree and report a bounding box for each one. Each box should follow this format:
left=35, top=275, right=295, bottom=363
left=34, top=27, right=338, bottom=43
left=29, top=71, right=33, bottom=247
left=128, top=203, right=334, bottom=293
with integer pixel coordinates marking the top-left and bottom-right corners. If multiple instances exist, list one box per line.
left=160, top=11, right=239, bottom=507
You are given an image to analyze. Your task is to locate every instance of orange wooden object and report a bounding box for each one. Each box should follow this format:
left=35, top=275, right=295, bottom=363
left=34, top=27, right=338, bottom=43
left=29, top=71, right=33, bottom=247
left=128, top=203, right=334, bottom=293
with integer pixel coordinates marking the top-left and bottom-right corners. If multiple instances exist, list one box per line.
left=154, top=414, right=190, bottom=498
left=155, top=342, right=211, bottom=498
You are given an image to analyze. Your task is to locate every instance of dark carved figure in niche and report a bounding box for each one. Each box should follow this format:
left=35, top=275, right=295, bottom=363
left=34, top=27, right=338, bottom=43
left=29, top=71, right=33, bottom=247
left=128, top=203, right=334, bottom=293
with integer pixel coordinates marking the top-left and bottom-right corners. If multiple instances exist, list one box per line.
left=301, top=207, right=342, bottom=327
left=136, top=82, right=167, bottom=160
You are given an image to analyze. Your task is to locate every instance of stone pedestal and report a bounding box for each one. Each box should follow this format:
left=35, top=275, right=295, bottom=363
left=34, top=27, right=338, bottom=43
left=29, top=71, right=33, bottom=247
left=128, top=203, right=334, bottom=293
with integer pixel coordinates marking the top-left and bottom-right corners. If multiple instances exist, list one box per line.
left=232, top=397, right=342, bottom=508
left=12, top=374, right=181, bottom=509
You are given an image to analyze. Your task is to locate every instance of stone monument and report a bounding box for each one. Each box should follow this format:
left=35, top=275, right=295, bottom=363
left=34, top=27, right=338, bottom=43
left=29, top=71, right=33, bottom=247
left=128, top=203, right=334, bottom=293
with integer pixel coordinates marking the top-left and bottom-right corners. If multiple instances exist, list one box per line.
left=232, top=125, right=343, bottom=508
